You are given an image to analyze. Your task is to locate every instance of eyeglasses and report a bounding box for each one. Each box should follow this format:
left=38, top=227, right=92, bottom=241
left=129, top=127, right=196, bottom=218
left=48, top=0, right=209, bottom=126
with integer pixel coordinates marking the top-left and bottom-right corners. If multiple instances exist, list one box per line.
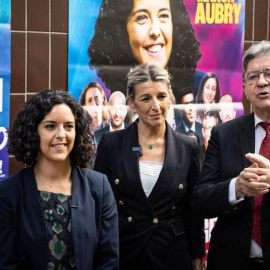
left=245, top=69, right=270, bottom=85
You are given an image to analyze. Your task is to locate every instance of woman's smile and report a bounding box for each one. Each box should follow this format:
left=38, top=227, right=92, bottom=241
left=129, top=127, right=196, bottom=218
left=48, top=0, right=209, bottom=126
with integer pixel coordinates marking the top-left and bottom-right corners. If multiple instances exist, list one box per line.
left=127, top=0, right=173, bottom=68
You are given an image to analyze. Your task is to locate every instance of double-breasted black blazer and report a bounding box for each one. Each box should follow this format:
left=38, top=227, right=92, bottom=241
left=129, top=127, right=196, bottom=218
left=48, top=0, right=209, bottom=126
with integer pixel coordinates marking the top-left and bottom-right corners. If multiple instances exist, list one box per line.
left=0, top=167, right=119, bottom=270
left=193, top=113, right=270, bottom=270
left=94, top=121, right=205, bottom=270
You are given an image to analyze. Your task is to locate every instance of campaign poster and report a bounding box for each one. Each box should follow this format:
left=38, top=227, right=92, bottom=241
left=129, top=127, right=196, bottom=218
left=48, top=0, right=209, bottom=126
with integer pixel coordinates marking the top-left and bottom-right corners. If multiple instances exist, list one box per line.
left=68, top=0, right=245, bottom=130
left=0, top=0, right=11, bottom=181
left=68, top=0, right=245, bottom=262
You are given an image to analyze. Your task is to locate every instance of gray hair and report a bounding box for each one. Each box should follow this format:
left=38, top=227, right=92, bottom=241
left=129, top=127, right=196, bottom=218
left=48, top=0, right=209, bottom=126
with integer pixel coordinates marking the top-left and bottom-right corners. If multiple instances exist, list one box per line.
left=242, top=40, right=270, bottom=76
left=126, top=64, right=175, bottom=103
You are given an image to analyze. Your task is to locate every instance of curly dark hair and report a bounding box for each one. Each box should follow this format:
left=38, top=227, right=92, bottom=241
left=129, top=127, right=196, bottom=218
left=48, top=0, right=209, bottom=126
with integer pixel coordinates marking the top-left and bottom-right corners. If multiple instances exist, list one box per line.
left=8, top=90, right=94, bottom=167
left=88, top=0, right=201, bottom=97
left=196, top=72, right=221, bottom=104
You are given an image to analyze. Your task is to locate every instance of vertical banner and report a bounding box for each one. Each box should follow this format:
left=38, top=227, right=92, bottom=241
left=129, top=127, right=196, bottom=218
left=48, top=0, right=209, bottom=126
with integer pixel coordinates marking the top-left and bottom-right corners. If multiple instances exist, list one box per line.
left=0, top=0, right=11, bottom=181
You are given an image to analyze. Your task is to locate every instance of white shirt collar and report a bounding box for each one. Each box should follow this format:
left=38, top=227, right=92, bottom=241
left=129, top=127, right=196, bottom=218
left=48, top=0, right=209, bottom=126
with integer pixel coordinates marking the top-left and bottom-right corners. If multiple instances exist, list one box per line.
left=254, top=114, right=270, bottom=127
left=183, top=121, right=195, bottom=132
left=109, top=123, right=125, bottom=132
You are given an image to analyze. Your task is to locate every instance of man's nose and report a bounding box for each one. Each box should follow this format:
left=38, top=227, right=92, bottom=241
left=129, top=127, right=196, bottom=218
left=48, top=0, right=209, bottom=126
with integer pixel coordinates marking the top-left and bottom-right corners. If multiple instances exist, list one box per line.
left=257, top=72, right=269, bottom=86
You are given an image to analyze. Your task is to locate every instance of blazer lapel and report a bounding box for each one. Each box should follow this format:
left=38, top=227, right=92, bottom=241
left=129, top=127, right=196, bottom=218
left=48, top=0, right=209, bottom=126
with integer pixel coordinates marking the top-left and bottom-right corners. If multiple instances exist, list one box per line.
left=22, top=168, right=48, bottom=269
left=71, top=167, right=95, bottom=269
left=148, top=123, right=179, bottom=205
left=122, top=122, right=154, bottom=210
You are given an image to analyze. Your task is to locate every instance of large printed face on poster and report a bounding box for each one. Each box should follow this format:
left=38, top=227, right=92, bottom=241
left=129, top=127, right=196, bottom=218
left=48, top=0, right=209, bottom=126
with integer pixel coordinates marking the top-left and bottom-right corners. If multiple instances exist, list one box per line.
left=68, top=0, right=245, bottom=134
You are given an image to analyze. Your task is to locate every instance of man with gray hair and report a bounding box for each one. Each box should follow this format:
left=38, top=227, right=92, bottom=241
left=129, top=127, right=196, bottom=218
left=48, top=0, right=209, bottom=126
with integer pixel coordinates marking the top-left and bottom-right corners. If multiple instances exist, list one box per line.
left=193, top=40, right=270, bottom=269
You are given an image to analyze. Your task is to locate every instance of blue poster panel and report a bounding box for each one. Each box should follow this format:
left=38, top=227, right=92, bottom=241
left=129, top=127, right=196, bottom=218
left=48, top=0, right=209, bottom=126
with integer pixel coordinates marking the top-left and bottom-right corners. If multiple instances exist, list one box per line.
left=0, top=0, right=11, bottom=181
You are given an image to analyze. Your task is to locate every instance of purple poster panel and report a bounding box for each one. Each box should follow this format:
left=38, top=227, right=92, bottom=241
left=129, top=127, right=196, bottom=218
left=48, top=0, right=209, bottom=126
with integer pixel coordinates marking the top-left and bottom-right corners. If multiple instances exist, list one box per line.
left=185, top=0, right=244, bottom=117
left=0, top=0, right=11, bottom=181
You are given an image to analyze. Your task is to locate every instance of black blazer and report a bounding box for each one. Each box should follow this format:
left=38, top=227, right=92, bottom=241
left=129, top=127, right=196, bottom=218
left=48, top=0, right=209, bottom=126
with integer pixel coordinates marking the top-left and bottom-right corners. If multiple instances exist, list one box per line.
left=193, top=113, right=270, bottom=270
left=94, top=121, right=205, bottom=270
left=0, top=167, right=119, bottom=270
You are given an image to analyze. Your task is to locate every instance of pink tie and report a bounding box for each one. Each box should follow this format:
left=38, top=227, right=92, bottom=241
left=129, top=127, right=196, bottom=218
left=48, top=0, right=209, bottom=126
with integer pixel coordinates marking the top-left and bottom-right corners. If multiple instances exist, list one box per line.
left=252, top=122, right=270, bottom=247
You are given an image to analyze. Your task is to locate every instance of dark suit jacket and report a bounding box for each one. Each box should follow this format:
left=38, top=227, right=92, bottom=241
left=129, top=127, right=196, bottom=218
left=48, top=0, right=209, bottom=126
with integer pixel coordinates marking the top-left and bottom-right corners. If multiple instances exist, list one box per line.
left=193, top=113, right=270, bottom=270
left=94, top=125, right=110, bottom=144
left=175, top=121, right=204, bottom=146
left=94, top=121, right=205, bottom=270
left=94, top=124, right=129, bottom=144
left=0, top=167, right=119, bottom=270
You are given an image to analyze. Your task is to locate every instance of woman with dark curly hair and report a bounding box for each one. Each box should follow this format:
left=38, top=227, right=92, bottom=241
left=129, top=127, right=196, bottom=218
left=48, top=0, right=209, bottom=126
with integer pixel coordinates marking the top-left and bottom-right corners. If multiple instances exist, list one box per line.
left=88, top=0, right=202, bottom=98
left=0, top=90, right=119, bottom=270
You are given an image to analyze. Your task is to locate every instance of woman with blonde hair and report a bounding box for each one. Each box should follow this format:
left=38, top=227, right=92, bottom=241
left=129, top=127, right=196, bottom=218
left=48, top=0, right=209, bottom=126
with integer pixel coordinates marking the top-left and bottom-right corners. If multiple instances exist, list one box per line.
left=95, top=64, right=205, bottom=270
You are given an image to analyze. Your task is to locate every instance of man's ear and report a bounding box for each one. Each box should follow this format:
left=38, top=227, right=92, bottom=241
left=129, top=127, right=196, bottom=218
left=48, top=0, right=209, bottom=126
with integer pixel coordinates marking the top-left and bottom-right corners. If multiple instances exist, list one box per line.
left=243, top=83, right=250, bottom=101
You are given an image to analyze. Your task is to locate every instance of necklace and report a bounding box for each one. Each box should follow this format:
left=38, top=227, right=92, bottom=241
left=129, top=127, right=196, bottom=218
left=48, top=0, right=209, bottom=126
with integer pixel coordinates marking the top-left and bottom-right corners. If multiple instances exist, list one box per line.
left=140, top=140, right=161, bottom=150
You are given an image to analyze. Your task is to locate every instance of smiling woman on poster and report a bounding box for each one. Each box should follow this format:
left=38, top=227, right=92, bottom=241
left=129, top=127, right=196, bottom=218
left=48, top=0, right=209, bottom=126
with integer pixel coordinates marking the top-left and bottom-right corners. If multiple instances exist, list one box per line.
left=88, top=0, right=202, bottom=98
left=196, top=72, right=221, bottom=104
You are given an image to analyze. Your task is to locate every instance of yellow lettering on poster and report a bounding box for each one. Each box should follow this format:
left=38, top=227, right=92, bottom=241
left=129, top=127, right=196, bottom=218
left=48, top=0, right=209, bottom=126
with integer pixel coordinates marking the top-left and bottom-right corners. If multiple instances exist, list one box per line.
left=195, top=1, right=242, bottom=24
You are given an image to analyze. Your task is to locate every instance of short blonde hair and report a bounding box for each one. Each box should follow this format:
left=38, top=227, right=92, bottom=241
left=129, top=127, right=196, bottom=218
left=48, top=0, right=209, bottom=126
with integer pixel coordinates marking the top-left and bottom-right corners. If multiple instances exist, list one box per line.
left=126, top=64, right=175, bottom=103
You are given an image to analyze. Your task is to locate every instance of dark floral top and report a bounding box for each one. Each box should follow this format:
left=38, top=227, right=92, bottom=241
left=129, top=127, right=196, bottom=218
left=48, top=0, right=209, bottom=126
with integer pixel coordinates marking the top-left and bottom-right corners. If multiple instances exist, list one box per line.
left=39, top=191, right=76, bottom=270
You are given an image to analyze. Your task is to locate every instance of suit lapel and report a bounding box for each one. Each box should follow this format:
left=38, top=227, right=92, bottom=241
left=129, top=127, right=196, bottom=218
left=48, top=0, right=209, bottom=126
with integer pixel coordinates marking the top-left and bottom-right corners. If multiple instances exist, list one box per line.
left=148, top=123, right=179, bottom=205
left=238, top=113, right=255, bottom=208
left=239, top=113, right=255, bottom=168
